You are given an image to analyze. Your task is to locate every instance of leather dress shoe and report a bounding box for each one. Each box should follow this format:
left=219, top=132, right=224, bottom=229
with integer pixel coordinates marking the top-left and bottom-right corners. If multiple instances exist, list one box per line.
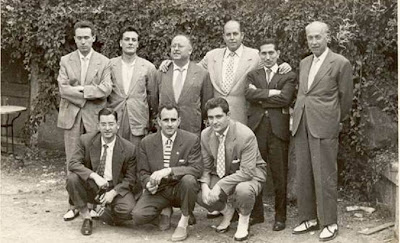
left=215, top=225, right=230, bottom=233
left=81, top=218, right=93, bottom=235
left=273, top=221, right=286, bottom=231
left=63, top=209, right=79, bottom=221
left=207, top=212, right=223, bottom=219
left=249, top=216, right=264, bottom=226
left=171, top=226, right=188, bottom=241
left=234, top=232, right=249, bottom=241
left=189, top=213, right=196, bottom=225
left=293, top=220, right=319, bottom=234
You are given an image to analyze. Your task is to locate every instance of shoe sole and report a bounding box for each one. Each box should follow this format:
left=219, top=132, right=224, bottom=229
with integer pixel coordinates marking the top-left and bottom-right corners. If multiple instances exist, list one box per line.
left=319, top=228, right=338, bottom=241
left=215, top=226, right=230, bottom=233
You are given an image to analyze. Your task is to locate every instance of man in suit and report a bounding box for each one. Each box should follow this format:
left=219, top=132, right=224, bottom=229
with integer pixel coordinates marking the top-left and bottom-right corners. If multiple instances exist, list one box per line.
left=159, top=20, right=291, bottom=127
left=197, top=97, right=267, bottom=241
left=245, top=39, right=296, bottom=231
left=58, top=20, right=112, bottom=220
left=132, top=104, right=203, bottom=242
left=291, top=21, right=353, bottom=241
left=66, top=108, right=139, bottom=235
left=157, top=34, right=213, bottom=135
left=108, top=25, right=158, bottom=147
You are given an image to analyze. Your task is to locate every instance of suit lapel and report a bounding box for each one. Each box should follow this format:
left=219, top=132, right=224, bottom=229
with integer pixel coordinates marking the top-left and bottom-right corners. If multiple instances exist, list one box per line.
left=212, top=49, right=225, bottom=94
left=224, top=121, right=236, bottom=173
left=309, top=50, right=334, bottom=91
left=231, top=46, right=253, bottom=90
left=170, top=130, right=183, bottom=167
left=165, top=66, right=176, bottom=103
left=151, top=132, right=165, bottom=170
left=89, top=134, right=102, bottom=171
left=85, top=51, right=100, bottom=85
left=257, top=69, right=267, bottom=89
left=209, top=131, right=218, bottom=164
left=268, top=72, right=282, bottom=89
left=178, top=62, right=196, bottom=103
left=69, top=51, right=81, bottom=84
left=302, top=56, right=313, bottom=92
left=112, top=57, right=126, bottom=96
left=127, top=57, right=143, bottom=95
left=111, top=136, right=124, bottom=185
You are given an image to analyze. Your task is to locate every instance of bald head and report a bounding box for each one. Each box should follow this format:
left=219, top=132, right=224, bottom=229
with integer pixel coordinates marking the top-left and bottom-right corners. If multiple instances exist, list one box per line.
left=170, top=34, right=193, bottom=64
left=305, top=21, right=330, bottom=57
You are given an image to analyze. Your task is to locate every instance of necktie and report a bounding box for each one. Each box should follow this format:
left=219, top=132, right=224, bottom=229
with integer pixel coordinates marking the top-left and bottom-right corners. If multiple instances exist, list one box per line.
left=97, top=144, right=108, bottom=177
left=163, top=139, right=173, bottom=168
left=216, top=134, right=226, bottom=178
left=222, top=52, right=236, bottom=94
left=174, top=68, right=185, bottom=102
left=266, top=68, right=272, bottom=84
left=81, top=57, right=89, bottom=85
left=307, top=57, right=320, bottom=89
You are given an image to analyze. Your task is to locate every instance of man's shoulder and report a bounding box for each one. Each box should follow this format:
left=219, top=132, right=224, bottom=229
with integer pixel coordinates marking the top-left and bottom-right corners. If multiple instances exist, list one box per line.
left=206, top=47, right=225, bottom=57
left=329, top=50, right=350, bottom=64
left=178, top=129, right=198, bottom=141
left=92, top=50, right=110, bottom=61
left=242, top=45, right=259, bottom=55
left=232, top=121, right=255, bottom=139
left=136, top=56, right=156, bottom=69
left=201, top=126, right=213, bottom=141
left=248, top=67, right=263, bottom=76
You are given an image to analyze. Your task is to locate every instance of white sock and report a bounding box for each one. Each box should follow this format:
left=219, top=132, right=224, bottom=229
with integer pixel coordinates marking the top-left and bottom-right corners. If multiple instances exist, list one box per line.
left=177, top=215, right=189, bottom=228
left=235, top=214, right=249, bottom=238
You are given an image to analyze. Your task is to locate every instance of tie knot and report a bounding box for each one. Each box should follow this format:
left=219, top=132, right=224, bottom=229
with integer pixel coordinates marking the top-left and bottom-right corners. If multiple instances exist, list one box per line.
left=217, top=133, right=225, bottom=141
left=266, top=68, right=272, bottom=74
left=166, top=139, right=172, bottom=146
left=103, top=144, right=108, bottom=149
left=229, top=52, right=236, bottom=57
left=175, top=67, right=185, bottom=72
left=313, top=57, right=319, bottom=63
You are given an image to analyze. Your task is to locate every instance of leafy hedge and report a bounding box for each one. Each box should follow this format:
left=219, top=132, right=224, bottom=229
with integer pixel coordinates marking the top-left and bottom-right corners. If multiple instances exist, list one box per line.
left=1, top=0, right=397, bottom=200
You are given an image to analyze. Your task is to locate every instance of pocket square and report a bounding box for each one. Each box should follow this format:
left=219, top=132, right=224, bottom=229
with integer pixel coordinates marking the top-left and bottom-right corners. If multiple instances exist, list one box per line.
left=232, top=159, right=240, bottom=164
left=178, top=159, right=185, bottom=163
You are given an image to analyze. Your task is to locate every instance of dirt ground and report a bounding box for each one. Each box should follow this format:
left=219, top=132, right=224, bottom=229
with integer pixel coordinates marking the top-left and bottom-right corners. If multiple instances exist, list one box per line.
left=0, top=147, right=397, bottom=243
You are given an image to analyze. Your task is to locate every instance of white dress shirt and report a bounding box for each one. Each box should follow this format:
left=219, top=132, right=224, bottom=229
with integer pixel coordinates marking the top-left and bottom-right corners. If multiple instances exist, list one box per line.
left=308, top=47, right=329, bottom=89
left=161, top=131, right=177, bottom=150
left=101, top=137, right=116, bottom=181
left=264, top=63, right=279, bottom=84
left=222, top=44, right=243, bottom=83
left=172, top=62, right=189, bottom=88
left=121, top=59, right=136, bottom=95
left=78, top=49, right=93, bottom=85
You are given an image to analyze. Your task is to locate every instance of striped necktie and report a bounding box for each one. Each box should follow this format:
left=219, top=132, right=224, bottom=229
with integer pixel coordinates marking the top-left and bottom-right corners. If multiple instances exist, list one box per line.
left=163, top=139, right=173, bottom=168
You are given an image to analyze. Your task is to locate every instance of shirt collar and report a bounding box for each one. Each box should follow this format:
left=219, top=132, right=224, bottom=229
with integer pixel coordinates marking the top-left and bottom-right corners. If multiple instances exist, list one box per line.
left=224, top=44, right=244, bottom=59
left=264, top=63, right=279, bottom=73
left=161, top=131, right=178, bottom=145
left=313, top=47, right=329, bottom=63
left=215, top=125, right=230, bottom=138
left=101, top=136, right=116, bottom=149
left=78, top=48, right=93, bottom=61
left=121, top=58, right=136, bottom=67
left=173, top=62, right=189, bottom=71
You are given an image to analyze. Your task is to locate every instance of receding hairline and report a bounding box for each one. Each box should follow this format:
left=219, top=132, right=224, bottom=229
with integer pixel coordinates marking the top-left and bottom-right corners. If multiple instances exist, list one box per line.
left=224, top=20, right=241, bottom=33
left=306, top=21, right=329, bottom=35
left=171, top=34, right=192, bottom=48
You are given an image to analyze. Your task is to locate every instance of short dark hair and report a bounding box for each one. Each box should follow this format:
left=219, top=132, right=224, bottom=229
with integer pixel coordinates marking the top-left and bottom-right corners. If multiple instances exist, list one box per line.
left=158, top=103, right=180, bottom=118
left=120, top=25, right=139, bottom=41
left=98, top=108, right=118, bottom=122
left=259, top=38, right=279, bottom=51
left=74, top=21, right=96, bottom=36
left=205, top=97, right=230, bottom=114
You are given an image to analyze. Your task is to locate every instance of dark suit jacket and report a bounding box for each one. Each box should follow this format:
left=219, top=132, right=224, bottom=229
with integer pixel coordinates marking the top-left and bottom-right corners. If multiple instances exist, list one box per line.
left=138, top=129, right=203, bottom=191
left=199, top=120, right=267, bottom=195
left=157, top=61, right=213, bottom=134
left=68, top=132, right=140, bottom=197
left=292, top=50, right=353, bottom=138
left=245, top=68, right=296, bottom=141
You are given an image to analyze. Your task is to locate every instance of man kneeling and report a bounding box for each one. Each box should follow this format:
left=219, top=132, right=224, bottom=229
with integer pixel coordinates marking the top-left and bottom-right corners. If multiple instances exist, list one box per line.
left=132, top=104, right=202, bottom=241
left=198, top=97, right=267, bottom=241
left=66, top=108, right=140, bottom=235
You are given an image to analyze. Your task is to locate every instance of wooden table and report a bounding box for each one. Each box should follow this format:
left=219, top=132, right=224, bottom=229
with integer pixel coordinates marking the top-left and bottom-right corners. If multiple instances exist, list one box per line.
left=1, top=105, right=27, bottom=154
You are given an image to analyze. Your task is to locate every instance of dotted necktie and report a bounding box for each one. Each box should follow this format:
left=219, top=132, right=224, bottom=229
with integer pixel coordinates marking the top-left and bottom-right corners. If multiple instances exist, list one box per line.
left=216, top=134, right=226, bottom=178
left=222, top=52, right=236, bottom=94
left=174, top=68, right=185, bottom=102
left=97, top=144, right=108, bottom=177
left=163, top=139, right=173, bottom=168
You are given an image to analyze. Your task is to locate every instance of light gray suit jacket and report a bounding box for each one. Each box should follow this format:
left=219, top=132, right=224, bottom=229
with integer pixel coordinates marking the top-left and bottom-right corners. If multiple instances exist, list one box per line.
left=292, top=49, right=353, bottom=138
left=108, top=56, right=158, bottom=136
left=198, top=45, right=260, bottom=125
left=199, top=120, right=267, bottom=195
left=57, top=50, right=112, bottom=132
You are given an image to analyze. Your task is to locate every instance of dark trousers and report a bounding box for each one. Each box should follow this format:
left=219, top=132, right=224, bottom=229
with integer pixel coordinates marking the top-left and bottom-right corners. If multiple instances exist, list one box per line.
left=294, top=112, right=338, bottom=226
left=252, top=115, right=289, bottom=222
left=131, top=175, right=199, bottom=225
left=66, top=173, right=136, bottom=224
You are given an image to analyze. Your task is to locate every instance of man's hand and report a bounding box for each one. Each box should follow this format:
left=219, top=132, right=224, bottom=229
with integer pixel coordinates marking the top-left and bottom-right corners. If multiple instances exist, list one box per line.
left=278, top=62, right=292, bottom=74
left=90, top=173, right=108, bottom=189
left=158, top=60, right=172, bottom=73
left=146, top=181, right=159, bottom=195
left=149, top=168, right=171, bottom=185
left=268, top=89, right=281, bottom=97
left=201, top=183, right=211, bottom=205
left=248, top=84, right=257, bottom=90
left=100, top=189, right=117, bottom=205
left=208, top=184, right=221, bottom=204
